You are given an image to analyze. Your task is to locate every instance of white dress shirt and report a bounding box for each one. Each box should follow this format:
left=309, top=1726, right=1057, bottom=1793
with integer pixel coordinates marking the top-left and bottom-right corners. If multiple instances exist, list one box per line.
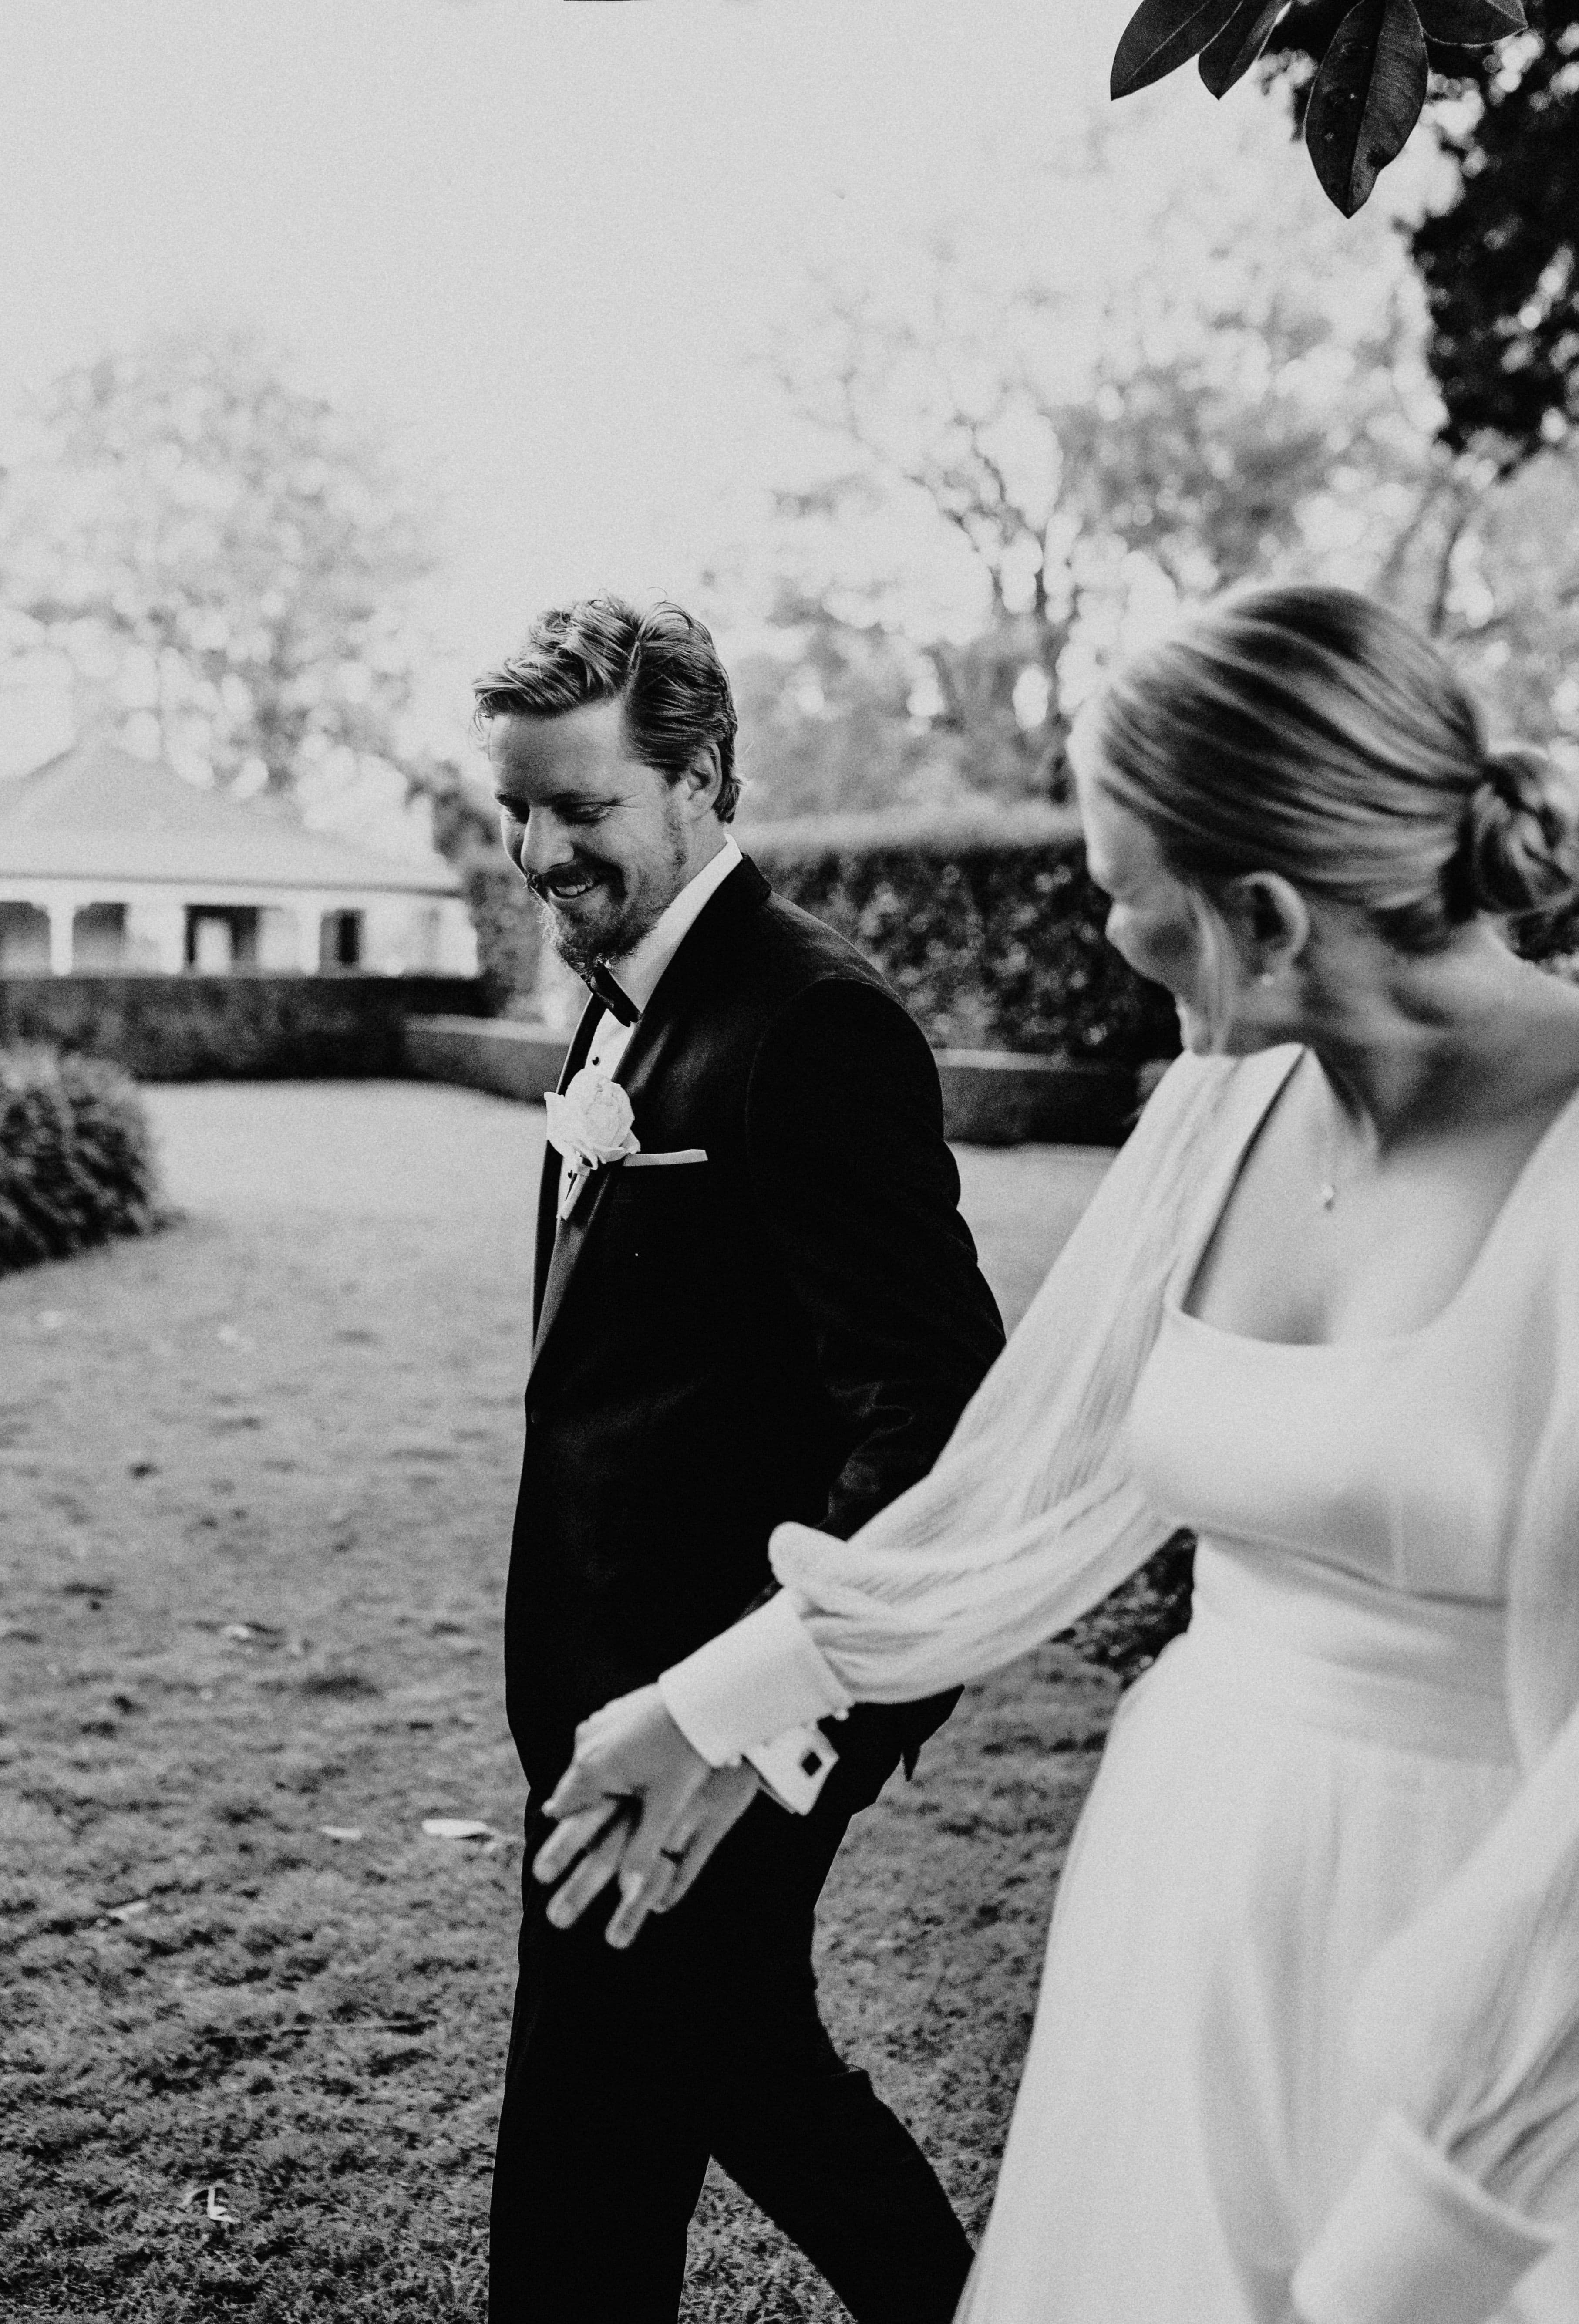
left=584, top=836, right=742, bottom=1077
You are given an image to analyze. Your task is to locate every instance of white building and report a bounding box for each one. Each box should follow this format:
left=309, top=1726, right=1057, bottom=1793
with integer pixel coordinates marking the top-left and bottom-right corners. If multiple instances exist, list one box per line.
left=0, top=738, right=477, bottom=978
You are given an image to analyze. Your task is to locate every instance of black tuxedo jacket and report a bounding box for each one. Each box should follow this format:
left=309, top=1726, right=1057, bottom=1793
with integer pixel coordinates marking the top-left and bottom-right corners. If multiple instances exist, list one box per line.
left=507, top=855, right=1006, bottom=1793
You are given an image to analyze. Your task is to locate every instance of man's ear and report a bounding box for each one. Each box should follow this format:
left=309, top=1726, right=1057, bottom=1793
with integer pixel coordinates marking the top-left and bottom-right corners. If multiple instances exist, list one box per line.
left=1219, top=870, right=1311, bottom=979
left=679, top=743, right=724, bottom=819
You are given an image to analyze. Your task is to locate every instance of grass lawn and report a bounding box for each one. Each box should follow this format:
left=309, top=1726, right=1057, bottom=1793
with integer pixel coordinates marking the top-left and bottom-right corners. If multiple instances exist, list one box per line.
left=0, top=1083, right=1118, bottom=2323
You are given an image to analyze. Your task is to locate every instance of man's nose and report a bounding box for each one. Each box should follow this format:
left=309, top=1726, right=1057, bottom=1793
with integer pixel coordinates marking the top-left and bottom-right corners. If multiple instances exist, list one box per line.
left=520, top=815, right=575, bottom=883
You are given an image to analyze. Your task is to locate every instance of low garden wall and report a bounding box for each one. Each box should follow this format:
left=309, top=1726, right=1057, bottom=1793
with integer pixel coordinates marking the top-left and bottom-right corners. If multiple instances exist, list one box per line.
left=0, top=972, right=487, bottom=1081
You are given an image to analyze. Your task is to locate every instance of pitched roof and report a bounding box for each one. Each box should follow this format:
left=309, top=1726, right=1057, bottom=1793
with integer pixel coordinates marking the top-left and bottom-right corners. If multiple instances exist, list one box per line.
left=0, top=739, right=460, bottom=896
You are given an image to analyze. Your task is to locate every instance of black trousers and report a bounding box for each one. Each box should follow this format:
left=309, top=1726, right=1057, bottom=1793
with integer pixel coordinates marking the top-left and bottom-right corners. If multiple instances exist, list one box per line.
left=490, top=1732, right=973, bottom=2324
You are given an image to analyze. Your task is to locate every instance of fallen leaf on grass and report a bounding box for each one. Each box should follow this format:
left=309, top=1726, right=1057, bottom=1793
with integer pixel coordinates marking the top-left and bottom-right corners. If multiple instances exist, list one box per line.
left=319, top=1826, right=364, bottom=1842
left=421, top=1817, right=495, bottom=1842
left=180, top=2183, right=235, bottom=2222
left=106, top=1899, right=151, bottom=1922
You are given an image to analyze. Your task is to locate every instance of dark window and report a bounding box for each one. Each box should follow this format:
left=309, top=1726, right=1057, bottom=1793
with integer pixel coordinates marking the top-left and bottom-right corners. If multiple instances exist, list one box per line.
left=319, top=911, right=363, bottom=971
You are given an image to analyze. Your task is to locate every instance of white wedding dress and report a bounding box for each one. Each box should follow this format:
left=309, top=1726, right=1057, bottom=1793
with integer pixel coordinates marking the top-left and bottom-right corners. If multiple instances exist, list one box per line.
left=659, top=1046, right=1579, bottom=2322
left=959, top=1217, right=1579, bottom=2321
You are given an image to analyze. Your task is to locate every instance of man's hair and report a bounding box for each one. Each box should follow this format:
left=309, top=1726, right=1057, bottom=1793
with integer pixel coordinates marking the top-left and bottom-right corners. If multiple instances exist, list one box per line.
left=472, top=595, right=742, bottom=823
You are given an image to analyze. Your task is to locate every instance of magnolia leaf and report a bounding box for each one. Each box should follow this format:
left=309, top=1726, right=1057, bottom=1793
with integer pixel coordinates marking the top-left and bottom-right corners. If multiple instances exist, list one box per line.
left=1412, top=0, right=1524, bottom=40
left=180, top=2182, right=231, bottom=2215
left=1111, top=0, right=1242, bottom=97
left=1304, top=0, right=1428, bottom=216
left=1199, top=0, right=1292, bottom=95
left=421, top=1816, right=495, bottom=1841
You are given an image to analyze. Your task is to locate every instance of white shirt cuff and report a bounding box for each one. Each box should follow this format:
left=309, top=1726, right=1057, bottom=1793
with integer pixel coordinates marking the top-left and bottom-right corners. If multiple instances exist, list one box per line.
left=1293, top=2112, right=1559, bottom=2324
left=657, top=1592, right=853, bottom=1767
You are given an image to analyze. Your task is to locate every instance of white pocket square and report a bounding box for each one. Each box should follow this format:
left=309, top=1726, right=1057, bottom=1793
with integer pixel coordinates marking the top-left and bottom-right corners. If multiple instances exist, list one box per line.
left=622, top=1149, right=708, bottom=1168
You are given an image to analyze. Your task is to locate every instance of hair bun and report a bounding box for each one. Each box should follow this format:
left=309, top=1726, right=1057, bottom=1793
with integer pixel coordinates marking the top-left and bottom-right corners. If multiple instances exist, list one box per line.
left=1461, top=742, right=1579, bottom=918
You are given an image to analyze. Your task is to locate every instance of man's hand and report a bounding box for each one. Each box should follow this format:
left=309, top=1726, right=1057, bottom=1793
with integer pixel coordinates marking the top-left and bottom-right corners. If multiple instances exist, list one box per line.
left=535, top=1686, right=758, bottom=1947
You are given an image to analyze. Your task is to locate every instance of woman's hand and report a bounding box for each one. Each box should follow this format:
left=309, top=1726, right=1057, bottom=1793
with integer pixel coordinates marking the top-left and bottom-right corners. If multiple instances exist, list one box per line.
left=534, top=1686, right=757, bottom=1946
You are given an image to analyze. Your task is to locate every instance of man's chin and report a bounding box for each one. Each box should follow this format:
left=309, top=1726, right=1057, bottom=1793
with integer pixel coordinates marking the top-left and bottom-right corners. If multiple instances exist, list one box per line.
left=540, top=901, right=620, bottom=977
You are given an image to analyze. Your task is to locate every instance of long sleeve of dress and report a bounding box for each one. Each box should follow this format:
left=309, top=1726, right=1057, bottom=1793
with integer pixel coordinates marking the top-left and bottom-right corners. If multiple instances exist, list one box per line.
left=660, top=1045, right=1289, bottom=1753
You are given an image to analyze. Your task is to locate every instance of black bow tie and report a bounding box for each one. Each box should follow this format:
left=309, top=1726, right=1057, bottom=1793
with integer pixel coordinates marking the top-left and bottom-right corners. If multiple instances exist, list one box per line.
left=585, top=958, right=640, bottom=1027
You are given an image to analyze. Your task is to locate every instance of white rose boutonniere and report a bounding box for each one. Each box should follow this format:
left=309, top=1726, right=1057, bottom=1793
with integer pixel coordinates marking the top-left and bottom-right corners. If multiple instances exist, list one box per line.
left=545, top=1067, right=641, bottom=1218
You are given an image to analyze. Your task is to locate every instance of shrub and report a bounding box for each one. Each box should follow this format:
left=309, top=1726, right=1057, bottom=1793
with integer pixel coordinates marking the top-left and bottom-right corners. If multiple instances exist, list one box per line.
left=458, top=846, right=542, bottom=1016
left=746, top=808, right=1179, bottom=1064
left=0, top=974, right=485, bottom=1082
left=0, top=1048, right=162, bottom=1274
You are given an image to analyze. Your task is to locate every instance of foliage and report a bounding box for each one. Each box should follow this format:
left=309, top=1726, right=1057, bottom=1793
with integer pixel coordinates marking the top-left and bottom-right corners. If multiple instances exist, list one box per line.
left=0, top=1047, right=160, bottom=1273
left=1409, top=0, right=1579, bottom=455
left=1113, top=0, right=1527, bottom=213
left=458, top=857, right=543, bottom=1018
left=0, top=330, right=436, bottom=800
left=747, top=147, right=1433, bottom=819
left=0, top=975, right=484, bottom=1084
left=1057, top=1535, right=1199, bottom=1680
left=731, top=598, right=950, bottom=820
left=750, top=814, right=1181, bottom=1061
left=414, top=764, right=544, bottom=1018
left=1258, top=0, right=1578, bottom=456
left=1372, top=440, right=1579, bottom=786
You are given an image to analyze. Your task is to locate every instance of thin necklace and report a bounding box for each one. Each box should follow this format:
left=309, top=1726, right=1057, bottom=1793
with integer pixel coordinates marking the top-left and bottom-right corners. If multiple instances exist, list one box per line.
left=1318, top=1092, right=1379, bottom=1212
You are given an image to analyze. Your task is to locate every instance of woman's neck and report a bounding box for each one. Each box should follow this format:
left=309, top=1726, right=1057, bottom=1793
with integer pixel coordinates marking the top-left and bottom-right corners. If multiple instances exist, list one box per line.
left=1296, top=927, right=1570, bottom=1149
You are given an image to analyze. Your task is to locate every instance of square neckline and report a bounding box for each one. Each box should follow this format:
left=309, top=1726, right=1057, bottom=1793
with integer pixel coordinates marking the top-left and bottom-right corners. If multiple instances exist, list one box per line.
left=1168, top=1046, right=1579, bottom=1355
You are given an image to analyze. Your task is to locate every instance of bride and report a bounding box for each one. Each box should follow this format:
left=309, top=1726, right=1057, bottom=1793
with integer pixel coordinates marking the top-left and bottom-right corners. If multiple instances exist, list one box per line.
left=535, top=584, right=1579, bottom=2324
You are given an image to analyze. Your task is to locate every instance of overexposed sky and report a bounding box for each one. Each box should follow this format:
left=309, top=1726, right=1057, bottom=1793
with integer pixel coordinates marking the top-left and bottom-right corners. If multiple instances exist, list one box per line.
left=0, top=0, right=1433, bottom=785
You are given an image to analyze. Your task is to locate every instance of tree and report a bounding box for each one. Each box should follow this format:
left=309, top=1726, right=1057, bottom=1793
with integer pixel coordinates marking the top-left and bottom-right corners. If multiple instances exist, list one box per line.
left=0, top=331, right=436, bottom=803
left=750, top=136, right=1435, bottom=808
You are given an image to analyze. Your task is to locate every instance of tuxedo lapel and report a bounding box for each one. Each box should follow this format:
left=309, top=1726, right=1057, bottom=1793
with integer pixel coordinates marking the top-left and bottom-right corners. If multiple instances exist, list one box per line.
left=532, top=994, right=601, bottom=1343
left=528, top=856, right=769, bottom=1379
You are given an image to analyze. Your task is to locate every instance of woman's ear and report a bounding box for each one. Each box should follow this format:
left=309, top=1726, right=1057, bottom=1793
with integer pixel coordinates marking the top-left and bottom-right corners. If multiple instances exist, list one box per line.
left=1219, top=871, right=1311, bottom=981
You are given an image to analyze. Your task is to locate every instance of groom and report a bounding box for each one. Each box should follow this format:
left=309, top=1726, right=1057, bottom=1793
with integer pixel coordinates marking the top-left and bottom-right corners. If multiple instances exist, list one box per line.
left=477, top=596, right=1005, bottom=2324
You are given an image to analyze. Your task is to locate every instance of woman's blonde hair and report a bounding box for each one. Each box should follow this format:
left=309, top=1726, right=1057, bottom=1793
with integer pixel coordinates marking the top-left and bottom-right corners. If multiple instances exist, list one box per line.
left=1071, top=584, right=1579, bottom=953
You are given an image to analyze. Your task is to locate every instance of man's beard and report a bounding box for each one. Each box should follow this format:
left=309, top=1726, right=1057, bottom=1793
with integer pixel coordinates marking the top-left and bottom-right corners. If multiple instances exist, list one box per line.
left=532, top=817, right=689, bottom=980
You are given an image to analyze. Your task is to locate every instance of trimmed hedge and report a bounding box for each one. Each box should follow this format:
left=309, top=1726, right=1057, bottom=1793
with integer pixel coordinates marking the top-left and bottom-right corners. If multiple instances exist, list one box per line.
left=464, top=806, right=1182, bottom=1066
left=0, top=1047, right=161, bottom=1274
left=0, top=973, right=487, bottom=1082
left=745, top=809, right=1178, bottom=1064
